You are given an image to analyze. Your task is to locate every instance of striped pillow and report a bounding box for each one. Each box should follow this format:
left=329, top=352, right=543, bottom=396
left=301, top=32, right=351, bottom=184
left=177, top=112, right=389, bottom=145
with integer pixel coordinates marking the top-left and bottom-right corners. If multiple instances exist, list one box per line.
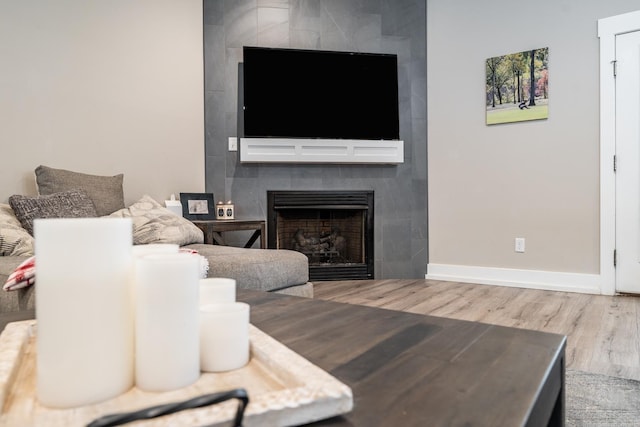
left=0, top=204, right=34, bottom=256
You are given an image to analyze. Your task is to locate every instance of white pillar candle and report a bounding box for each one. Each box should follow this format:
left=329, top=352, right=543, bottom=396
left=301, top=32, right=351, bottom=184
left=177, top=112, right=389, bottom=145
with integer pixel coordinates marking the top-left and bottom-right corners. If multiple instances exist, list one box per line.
left=200, top=277, right=236, bottom=305
left=35, top=218, right=134, bottom=408
left=135, top=253, right=200, bottom=392
left=200, top=303, right=250, bottom=372
left=130, top=244, right=180, bottom=308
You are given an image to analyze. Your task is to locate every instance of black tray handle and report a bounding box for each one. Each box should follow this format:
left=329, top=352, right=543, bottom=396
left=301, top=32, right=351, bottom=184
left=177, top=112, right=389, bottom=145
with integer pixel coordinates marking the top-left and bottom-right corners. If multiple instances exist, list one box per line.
left=86, top=388, right=249, bottom=427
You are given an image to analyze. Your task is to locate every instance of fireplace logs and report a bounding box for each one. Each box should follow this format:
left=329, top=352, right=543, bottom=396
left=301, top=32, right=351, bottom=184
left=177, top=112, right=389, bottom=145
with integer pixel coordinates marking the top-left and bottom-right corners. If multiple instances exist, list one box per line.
left=292, top=228, right=347, bottom=260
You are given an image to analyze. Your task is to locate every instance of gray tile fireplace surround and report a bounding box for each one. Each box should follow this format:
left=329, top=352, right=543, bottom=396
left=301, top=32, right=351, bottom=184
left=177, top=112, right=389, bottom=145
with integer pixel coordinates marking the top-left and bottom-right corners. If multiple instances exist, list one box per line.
left=203, top=0, right=427, bottom=279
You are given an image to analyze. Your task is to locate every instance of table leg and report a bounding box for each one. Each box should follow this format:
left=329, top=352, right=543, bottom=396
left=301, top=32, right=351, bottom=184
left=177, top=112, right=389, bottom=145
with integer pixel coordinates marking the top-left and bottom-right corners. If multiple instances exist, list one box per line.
left=245, top=230, right=261, bottom=248
left=212, top=232, right=226, bottom=246
left=547, top=361, right=565, bottom=426
left=205, top=228, right=214, bottom=245
left=194, top=221, right=266, bottom=248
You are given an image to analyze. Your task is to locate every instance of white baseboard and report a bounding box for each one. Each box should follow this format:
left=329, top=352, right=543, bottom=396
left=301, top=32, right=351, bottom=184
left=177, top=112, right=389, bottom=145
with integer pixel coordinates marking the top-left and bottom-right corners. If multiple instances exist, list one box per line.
left=425, top=263, right=603, bottom=295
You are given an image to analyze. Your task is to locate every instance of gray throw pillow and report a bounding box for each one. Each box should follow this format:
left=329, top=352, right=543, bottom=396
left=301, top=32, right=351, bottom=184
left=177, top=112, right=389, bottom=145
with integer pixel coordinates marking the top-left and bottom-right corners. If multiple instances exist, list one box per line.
left=9, top=189, right=98, bottom=236
left=35, top=165, right=125, bottom=216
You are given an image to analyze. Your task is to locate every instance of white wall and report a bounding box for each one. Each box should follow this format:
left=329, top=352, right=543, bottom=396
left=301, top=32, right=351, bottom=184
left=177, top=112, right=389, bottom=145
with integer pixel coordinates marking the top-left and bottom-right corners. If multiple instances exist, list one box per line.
left=427, top=0, right=639, bottom=291
left=0, top=0, right=204, bottom=206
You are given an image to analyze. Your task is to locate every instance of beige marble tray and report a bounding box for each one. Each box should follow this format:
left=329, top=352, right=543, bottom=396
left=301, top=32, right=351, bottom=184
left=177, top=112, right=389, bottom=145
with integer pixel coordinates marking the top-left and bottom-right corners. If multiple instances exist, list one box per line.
left=0, top=320, right=353, bottom=426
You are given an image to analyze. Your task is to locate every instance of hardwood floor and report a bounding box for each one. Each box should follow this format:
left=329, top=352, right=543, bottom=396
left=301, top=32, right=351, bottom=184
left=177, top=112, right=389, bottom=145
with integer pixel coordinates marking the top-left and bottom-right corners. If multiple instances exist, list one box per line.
left=313, top=279, right=640, bottom=381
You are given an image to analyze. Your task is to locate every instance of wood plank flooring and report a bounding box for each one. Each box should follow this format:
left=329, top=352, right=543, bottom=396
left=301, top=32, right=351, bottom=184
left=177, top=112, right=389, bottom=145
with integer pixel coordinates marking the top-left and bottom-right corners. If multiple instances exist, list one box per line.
left=313, top=279, right=640, bottom=381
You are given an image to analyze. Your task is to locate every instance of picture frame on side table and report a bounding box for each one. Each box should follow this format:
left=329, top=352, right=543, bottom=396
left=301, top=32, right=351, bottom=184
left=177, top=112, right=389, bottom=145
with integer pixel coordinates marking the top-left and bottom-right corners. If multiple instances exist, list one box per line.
left=179, top=193, right=216, bottom=220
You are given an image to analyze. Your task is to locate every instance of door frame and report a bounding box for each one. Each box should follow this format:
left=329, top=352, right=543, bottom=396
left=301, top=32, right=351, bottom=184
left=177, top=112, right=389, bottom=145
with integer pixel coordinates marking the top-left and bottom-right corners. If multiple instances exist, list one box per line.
left=598, top=10, right=640, bottom=295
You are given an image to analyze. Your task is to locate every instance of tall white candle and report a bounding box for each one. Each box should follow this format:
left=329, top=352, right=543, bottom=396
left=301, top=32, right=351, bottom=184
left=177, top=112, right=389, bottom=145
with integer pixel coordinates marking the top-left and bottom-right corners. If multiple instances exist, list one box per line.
left=130, top=244, right=180, bottom=308
left=200, top=302, right=250, bottom=372
left=35, top=218, right=134, bottom=408
left=135, top=253, right=200, bottom=391
left=200, top=277, right=236, bottom=305
left=132, top=243, right=179, bottom=257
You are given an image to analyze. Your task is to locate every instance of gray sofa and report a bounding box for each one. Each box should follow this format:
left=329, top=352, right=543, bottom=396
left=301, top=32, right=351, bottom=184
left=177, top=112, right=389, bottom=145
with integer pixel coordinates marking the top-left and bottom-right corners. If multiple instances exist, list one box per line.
left=0, top=244, right=312, bottom=313
left=0, top=166, right=312, bottom=313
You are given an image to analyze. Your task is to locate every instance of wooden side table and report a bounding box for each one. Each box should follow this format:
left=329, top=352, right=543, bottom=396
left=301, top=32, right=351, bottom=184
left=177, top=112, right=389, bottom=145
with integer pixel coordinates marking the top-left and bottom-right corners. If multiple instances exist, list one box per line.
left=192, top=219, right=266, bottom=249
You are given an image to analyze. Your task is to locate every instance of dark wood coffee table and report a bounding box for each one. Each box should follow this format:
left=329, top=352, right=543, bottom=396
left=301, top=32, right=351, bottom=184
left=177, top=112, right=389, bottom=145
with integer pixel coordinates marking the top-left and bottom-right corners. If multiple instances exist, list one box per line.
left=239, top=290, right=566, bottom=426
left=0, top=291, right=565, bottom=426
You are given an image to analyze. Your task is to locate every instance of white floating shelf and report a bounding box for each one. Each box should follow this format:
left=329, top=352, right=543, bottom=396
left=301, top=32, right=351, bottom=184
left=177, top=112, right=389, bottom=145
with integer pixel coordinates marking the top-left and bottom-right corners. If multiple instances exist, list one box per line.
left=239, top=138, right=404, bottom=164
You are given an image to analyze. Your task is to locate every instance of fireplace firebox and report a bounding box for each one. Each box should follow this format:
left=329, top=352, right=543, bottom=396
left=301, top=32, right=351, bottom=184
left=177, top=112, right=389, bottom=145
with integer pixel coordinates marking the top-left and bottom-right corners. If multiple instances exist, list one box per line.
left=267, top=191, right=374, bottom=281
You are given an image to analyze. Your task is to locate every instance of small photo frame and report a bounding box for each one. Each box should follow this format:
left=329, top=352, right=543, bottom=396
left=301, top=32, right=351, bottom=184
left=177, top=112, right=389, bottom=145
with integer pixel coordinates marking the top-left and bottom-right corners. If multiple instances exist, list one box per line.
left=179, top=193, right=216, bottom=220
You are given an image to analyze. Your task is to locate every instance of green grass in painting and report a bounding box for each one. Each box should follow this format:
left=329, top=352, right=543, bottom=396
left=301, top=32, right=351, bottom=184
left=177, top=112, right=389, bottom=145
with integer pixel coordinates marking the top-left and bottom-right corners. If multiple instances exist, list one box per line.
left=486, top=105, right=548, bottom=125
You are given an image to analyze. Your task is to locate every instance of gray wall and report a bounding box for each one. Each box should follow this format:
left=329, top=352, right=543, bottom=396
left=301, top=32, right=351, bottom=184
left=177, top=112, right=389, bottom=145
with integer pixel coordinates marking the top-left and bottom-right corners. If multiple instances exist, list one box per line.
left=204, top=0, right=427, bottom=278
left=427, top=0, right=639, bottom=275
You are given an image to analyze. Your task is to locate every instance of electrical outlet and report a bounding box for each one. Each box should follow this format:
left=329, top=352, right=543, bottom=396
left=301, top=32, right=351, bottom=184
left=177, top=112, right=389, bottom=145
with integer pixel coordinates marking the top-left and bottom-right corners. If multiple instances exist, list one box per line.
left=515, top=238, right=525, bottom=253
left=228, top=137, right=238, bottom=152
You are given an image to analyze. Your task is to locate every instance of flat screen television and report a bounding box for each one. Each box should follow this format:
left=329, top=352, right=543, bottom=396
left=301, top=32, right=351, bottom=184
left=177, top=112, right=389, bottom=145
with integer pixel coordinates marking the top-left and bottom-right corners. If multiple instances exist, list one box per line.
left=242, top=46, right=399, bottom=141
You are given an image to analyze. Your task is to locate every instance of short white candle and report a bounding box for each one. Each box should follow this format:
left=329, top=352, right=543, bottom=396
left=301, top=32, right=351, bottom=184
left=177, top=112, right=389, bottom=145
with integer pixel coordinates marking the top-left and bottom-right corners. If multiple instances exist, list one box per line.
left=135, top=253, right=200, bottom=392
left=35, top=218, right=134, bottom=408
left=200, top=277, right=236, bottom=305
left=200, top=302, right=250, bottom=372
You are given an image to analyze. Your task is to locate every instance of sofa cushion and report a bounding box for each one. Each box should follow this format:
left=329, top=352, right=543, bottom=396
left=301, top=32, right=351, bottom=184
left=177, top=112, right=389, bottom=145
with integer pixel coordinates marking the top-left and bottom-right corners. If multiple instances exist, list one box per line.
left=0, top=204, right=34, bottom=256
left=9, top=189, right=98, bottom=235
left=109, top=195, right=204, bottom=246
left=35, top=165, right=125, bottom=216
left=184, top=244, right=309, bottom=292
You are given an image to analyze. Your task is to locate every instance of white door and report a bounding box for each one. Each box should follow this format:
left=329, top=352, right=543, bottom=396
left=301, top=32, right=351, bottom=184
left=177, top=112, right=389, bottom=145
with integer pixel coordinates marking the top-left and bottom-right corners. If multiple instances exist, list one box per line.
left=615, top=30, right=640, bottom=294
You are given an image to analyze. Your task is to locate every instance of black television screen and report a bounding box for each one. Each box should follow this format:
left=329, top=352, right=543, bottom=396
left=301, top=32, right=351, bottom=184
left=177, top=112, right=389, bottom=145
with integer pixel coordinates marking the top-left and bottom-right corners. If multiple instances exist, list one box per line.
left=242, top=46, right=399, bottom=141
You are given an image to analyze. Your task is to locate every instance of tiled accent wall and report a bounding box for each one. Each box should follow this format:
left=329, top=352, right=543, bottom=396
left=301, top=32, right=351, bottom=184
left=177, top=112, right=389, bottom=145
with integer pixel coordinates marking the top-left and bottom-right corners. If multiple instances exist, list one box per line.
left=203, top=0, right=427, bottom=279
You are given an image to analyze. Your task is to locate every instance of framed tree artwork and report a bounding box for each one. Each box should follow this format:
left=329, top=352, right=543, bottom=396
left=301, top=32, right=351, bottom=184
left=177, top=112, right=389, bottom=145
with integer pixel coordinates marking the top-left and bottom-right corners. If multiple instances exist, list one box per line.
left=486, top=47, right=549, bottom=125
